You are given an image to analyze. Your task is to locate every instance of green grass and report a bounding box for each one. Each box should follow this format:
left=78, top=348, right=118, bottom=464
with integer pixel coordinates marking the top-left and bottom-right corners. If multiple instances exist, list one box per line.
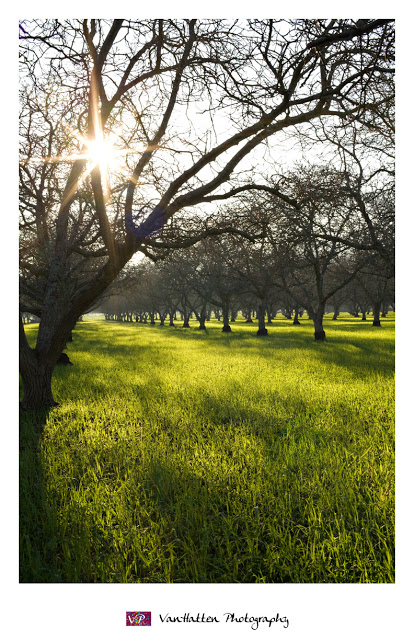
left=20, top=313, right=394, bottom=583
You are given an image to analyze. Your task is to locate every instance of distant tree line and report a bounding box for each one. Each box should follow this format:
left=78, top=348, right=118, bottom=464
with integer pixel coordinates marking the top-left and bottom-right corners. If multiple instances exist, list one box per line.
left=99, top=165, right=394, bottom=341
left=99, top=253, right=394, bottom=339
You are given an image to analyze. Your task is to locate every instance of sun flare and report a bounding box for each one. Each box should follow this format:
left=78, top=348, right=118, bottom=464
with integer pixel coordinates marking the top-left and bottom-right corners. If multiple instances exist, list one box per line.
left=86, top=137, right=122, bottom=173
left=81, top=133, right=135, bottom=200
left=21, top=124, right=136, bottom=205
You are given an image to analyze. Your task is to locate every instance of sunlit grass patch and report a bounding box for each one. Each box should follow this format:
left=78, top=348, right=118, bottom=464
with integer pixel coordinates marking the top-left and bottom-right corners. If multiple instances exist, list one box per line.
left=20, top=314, right=394, bottom=583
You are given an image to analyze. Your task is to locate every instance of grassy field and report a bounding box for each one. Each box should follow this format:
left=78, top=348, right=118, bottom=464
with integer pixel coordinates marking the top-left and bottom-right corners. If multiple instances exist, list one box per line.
left=19, top=314, right=394, bottom=583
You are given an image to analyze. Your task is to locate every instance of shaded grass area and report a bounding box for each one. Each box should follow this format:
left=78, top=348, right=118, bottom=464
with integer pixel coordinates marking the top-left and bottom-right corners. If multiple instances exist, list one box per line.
left=20, top=314, right=394, bottom=583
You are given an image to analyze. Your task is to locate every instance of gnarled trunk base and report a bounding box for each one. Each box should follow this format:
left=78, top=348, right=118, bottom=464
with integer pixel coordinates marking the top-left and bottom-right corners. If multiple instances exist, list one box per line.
left=20, top=362, right=57, bottom=410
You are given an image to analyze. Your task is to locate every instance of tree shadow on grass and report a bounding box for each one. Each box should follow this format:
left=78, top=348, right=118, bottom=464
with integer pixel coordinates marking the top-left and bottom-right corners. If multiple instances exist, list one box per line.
left=19, top=407, right=63, bottom=582
left=18, top=406, right=275, bottom=583
left=133, top=458, right=283, bottom=583
left=18, top=370, right=393, bottom=584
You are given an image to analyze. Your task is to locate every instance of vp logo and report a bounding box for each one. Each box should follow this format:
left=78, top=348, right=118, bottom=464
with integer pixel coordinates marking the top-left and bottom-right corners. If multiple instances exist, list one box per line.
left=126, top=612, right=151, bottom=626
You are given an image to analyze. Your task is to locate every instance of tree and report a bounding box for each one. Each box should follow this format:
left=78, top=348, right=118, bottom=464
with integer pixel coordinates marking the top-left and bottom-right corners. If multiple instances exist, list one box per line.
left=261, top=166, right=374, bottom=340
left=19, top=19, right=394, bottom=407
left=195, top=237, right=247, bottom=332
left=215, top=204, right=277, bottom=336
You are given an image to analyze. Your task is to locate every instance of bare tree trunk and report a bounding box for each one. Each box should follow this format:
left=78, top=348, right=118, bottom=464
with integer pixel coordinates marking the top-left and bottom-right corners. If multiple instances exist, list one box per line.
left=195, top=304, right=207, bottom=330
left=222, top=303, right=231, bottom=332
left=20, top=238, right=134, bottom=409
left=245, top=308, right=253, bottom=323
left=313, top=316, right=326, bottom=341
left=266, top=306, right=273, bottom=324
left=19, top=315, right=68, bottom=409
left=256, top=302, right=268, bottom=336
left=372, top=302, right=381, bottom=326
left=292, top=307, right=301, bottom=325
left=310, top=306, right=326, bottom=341
left=20, top=358, right=56, bottom=409
left=332, top=306, right=340, bottom=320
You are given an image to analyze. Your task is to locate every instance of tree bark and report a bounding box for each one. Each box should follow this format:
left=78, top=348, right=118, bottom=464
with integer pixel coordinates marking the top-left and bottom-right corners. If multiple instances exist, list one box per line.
left=256, top=302, right=268, bottom=336
left=20, top=316, right=61, bottom=409
left=222, top=304, right=231, bottom=332
left=311, top=306, right=326, bottom=341
left=372, top=302, right=381, bottom=326
left=292, top=308, right=301, bottom=325
left=20, top=359, right=56, bottom=409
left=244, top=308, right=253, bottom=323
left=195, top=304, right=207, bottom=329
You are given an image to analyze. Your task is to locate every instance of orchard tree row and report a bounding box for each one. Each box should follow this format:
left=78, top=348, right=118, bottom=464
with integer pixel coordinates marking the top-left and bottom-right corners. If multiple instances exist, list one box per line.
left=99, top=165, right=394, bottom=340
left=100, top=250, right=394, bottom=338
